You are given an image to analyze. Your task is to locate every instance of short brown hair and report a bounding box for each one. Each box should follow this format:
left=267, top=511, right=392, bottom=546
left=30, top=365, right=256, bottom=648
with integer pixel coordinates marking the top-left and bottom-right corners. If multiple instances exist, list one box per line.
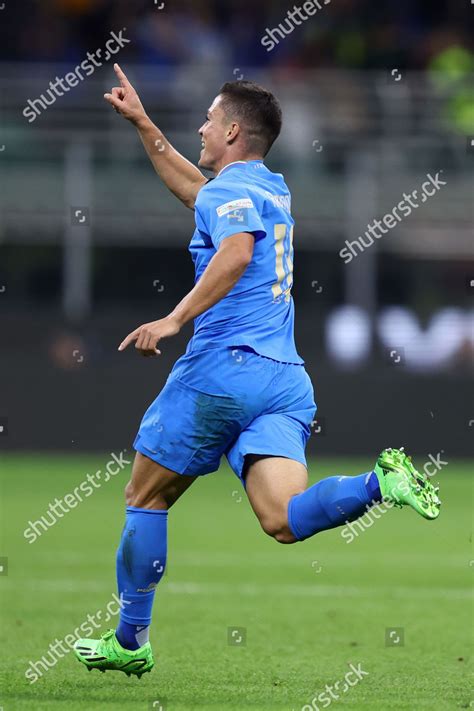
left=218, top=80, right=282, bottom=157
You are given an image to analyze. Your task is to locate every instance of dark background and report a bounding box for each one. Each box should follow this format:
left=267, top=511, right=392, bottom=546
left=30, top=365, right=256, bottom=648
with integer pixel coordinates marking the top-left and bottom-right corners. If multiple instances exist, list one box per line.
left=0, top=0, right=472, bottom=457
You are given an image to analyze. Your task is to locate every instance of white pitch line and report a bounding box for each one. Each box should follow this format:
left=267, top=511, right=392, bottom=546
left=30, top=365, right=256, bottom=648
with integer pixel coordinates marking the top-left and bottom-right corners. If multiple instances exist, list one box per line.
left=160, top=582, right=473, bottom=600
left=23, top=579, right=471, bottom=600
left=28, top=549, right=469, bottom=567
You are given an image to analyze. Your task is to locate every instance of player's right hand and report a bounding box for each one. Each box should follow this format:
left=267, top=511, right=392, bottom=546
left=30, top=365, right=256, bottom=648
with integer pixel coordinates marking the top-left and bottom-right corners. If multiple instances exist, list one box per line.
left=118, top=315, right=182, bottom=357
left=104, top=64, right=147, bottom=125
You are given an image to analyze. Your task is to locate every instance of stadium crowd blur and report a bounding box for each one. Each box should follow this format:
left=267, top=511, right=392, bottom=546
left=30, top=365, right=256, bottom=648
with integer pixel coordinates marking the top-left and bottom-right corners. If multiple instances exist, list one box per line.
left=1, top=0, right=472, bottom=455
left=1, top=0, right=472, bottom=73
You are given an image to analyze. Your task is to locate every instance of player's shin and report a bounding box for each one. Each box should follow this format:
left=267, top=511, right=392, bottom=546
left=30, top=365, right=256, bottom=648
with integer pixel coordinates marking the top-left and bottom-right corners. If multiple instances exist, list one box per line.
left=287, top=472, right=380, bottom=541
left=115, top=506, right=168, bottom=650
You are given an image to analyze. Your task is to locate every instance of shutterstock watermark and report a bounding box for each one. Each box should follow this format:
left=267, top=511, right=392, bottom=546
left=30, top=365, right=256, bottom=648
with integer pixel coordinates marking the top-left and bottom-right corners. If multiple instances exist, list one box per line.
left=24, top=592, right=129, bottom=684
left=23, top=450, right=131, bottom=543
left=341, top=452, right=446, bottom=544
left=298, top=662, right=369, bottom=710
left=422, top=451, right=447, bottom=478
left=339, top=171, right=447, bottom=264
left=341, top=480, right=410, bottom=545
left=261, top=0, right=331, bottom=53
left=22, top=28, right=130, bottom=123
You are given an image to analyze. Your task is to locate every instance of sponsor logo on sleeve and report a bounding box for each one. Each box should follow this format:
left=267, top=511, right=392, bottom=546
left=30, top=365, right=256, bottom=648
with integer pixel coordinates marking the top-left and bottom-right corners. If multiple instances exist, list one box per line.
left=216, top=198, right=254, bottom=217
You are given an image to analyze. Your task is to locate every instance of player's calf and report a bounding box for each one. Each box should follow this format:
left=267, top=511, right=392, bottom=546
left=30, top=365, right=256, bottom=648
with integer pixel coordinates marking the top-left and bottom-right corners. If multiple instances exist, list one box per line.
left=74, top=453, right=197, bottom=678
left=246, top=449, right=440, bottom=546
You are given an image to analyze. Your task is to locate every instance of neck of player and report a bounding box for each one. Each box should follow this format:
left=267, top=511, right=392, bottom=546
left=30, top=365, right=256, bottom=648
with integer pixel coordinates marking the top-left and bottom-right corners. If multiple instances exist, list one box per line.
left=213, top=154, right=264, bottom=176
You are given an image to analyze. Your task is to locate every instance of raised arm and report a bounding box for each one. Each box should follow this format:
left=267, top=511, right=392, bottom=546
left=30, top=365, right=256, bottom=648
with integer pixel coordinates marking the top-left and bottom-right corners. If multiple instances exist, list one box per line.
left=104, top=64, right=207, bottom=209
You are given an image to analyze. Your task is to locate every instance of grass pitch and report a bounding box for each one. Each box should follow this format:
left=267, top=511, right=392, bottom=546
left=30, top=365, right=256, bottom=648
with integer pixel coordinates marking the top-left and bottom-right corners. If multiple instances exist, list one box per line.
left=0, top=455, right=472, bottom=710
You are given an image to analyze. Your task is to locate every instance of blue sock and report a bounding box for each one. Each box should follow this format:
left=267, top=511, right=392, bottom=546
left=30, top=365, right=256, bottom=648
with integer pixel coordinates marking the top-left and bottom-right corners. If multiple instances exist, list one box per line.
left=115, top=506, right=167, bottom=650
left=365, top=470, right=382, bottom=503
left=288, top=472, right=380, bottom=541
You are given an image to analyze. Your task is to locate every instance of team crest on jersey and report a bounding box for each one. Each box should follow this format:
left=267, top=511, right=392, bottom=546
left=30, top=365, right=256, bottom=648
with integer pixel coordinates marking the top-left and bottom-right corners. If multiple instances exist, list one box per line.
left=227, top=208, right=249, bottom=225
left=216, top=198, right=254, bottom=217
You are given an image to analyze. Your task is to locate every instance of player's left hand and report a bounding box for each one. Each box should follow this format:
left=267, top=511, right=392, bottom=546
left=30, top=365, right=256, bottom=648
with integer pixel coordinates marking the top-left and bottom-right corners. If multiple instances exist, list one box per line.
left=118, top=316, right=181, bottom=356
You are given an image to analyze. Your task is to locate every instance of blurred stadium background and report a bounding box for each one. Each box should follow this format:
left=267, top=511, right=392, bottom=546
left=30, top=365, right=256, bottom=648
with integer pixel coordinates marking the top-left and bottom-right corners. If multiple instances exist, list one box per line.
left=0, top=0, right=472, bottom=456
left=1, top=3, right=473, bottom=710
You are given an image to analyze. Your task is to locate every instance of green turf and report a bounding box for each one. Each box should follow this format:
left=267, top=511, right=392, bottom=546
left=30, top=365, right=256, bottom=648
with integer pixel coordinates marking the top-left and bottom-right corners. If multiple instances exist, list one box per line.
left=0, top=455, right=472, bottom=710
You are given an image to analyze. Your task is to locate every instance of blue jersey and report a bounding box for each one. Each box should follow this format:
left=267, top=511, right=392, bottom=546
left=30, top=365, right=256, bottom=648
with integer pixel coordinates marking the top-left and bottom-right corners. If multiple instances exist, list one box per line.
left=187, top=160, right=303, bottom=365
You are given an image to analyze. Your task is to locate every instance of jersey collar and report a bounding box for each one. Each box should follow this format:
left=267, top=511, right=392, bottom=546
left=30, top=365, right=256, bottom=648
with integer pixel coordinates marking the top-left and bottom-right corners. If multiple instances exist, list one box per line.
left=216, top=160, right=264, bottom=178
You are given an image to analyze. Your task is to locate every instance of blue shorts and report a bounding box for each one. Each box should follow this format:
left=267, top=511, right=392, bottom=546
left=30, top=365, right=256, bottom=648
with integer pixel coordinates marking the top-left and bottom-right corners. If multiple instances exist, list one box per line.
left=133, top=347, right=316, bottom=483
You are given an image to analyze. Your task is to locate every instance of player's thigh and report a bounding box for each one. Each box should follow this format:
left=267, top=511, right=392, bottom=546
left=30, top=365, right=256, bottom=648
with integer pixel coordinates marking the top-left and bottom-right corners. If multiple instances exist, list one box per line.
left=125, top=452, right=197, bottom=510
left=245, top=455, right=308, bottom=539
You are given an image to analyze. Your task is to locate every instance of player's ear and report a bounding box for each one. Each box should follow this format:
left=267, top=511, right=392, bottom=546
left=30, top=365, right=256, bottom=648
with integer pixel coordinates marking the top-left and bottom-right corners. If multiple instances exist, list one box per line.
left=226, top=121, right=240, bottom=144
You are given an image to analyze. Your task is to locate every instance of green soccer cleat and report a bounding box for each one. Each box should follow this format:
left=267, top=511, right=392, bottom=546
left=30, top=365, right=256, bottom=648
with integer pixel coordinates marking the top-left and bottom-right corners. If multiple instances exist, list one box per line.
left=374, top=447, right=441, bottom=520
left=74, top=629, right=154, bottom=678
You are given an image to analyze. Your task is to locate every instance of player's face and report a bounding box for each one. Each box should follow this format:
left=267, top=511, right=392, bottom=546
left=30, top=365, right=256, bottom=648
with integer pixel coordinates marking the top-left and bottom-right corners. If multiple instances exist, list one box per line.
left=198, top=96, right=231, bottom=172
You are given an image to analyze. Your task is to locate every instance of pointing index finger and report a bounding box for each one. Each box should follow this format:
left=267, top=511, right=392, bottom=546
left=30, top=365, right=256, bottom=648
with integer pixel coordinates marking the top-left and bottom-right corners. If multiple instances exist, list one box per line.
left=118, top=327, right=140, bottom=351
left=114, top=63, right=131, bottom=89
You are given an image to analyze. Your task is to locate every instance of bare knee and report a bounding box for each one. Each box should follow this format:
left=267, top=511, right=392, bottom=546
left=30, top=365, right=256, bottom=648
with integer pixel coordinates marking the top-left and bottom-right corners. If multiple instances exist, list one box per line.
left=124, top=479, right=169, bottom=510
left=260, top=514, right=297, bottom=544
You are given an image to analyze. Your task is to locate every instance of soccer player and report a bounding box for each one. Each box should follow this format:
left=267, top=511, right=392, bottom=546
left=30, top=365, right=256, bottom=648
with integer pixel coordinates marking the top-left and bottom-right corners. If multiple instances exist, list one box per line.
left=74, top=64, right=440, bottom=677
